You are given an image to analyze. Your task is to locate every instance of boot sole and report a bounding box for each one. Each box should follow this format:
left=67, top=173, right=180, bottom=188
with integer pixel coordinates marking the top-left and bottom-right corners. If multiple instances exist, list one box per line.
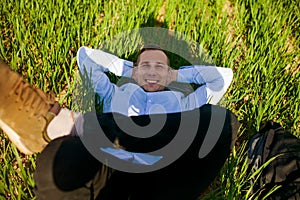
left=0, top=119, right=33, bottom=154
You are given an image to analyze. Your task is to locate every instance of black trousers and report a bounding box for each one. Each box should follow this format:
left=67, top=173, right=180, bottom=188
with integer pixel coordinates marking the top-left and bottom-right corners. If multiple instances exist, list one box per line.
left=34, top=104, right=239, bottom=200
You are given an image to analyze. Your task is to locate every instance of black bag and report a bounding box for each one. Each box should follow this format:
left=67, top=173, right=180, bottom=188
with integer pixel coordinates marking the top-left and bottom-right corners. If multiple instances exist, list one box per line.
left=247, top=121, right=300, bottom=199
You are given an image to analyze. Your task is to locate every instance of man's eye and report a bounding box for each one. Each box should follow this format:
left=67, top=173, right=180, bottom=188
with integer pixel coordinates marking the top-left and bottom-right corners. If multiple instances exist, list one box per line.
left=141, top=64, right=150, bottom=68
left=156, top=65, right=164, bottom=68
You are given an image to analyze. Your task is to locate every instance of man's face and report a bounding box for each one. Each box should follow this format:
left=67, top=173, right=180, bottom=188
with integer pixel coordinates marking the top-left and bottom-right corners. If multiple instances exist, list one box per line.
left=133, top=50, right=171, bottom=92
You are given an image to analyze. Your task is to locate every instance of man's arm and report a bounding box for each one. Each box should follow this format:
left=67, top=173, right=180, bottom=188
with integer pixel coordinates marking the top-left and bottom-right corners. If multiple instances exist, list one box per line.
left=77, top=46, right=133, bottom=78
left=77, top=46, right=122, bottom=100
left=176, top=65, right=233, bottom=104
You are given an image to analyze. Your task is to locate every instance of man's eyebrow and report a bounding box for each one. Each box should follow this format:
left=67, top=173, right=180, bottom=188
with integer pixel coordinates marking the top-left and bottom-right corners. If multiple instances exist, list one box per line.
left=140, top=61, right=150, bottom=64
left=140, top=61, right=165, bottom=64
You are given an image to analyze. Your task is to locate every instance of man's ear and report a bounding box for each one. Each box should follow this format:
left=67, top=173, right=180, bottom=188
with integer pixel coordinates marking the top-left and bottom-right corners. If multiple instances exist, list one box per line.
left=166, top=69, right=173, bottom=85
left=132, top=67, right=138, bottom=81
left=166, top=72, right=172, bottom=85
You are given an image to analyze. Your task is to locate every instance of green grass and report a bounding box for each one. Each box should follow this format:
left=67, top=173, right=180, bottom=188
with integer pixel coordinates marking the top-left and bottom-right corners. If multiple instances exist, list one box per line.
left=0, top=0, right=299, bottom=199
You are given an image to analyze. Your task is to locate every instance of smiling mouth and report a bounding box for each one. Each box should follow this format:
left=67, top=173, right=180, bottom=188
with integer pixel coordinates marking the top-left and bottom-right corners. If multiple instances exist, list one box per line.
left=145, top=79, right=159, bottom=84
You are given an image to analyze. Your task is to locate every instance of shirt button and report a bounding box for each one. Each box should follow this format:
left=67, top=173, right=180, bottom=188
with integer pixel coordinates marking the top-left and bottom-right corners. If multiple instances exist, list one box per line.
left=148, top=99, right=152, bottom=103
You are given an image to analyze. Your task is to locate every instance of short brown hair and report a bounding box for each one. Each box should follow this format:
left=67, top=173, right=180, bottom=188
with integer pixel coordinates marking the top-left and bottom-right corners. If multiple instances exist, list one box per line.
left=135, top=44, right=170, bottom=66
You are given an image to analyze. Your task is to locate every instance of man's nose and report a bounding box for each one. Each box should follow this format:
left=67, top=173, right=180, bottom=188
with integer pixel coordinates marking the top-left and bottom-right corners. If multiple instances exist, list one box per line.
left=147, top=66, right=157, bottom=75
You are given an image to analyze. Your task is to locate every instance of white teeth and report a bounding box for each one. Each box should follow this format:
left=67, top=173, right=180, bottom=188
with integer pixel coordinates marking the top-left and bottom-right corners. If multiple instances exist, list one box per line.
left=146, top=79, right=158, bottom=83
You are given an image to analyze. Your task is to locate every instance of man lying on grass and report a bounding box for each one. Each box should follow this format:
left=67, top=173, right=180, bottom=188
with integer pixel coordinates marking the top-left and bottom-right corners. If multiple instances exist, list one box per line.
left=0, top=44, right=239, bottom=200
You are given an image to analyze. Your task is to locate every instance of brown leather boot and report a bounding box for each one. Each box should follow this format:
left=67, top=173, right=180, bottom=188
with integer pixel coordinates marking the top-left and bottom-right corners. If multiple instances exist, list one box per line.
left=0, top=60, right=61, bottom=154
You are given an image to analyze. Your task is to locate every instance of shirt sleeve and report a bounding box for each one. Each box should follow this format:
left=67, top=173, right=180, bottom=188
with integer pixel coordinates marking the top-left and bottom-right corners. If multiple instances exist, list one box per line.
left=177, top=65, right=233, bottom=104
left=77, top=46, right=119, bottom=102
left=77, top=46, right=133, bottom=77
left=94, top=73, right=116, bottom=102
